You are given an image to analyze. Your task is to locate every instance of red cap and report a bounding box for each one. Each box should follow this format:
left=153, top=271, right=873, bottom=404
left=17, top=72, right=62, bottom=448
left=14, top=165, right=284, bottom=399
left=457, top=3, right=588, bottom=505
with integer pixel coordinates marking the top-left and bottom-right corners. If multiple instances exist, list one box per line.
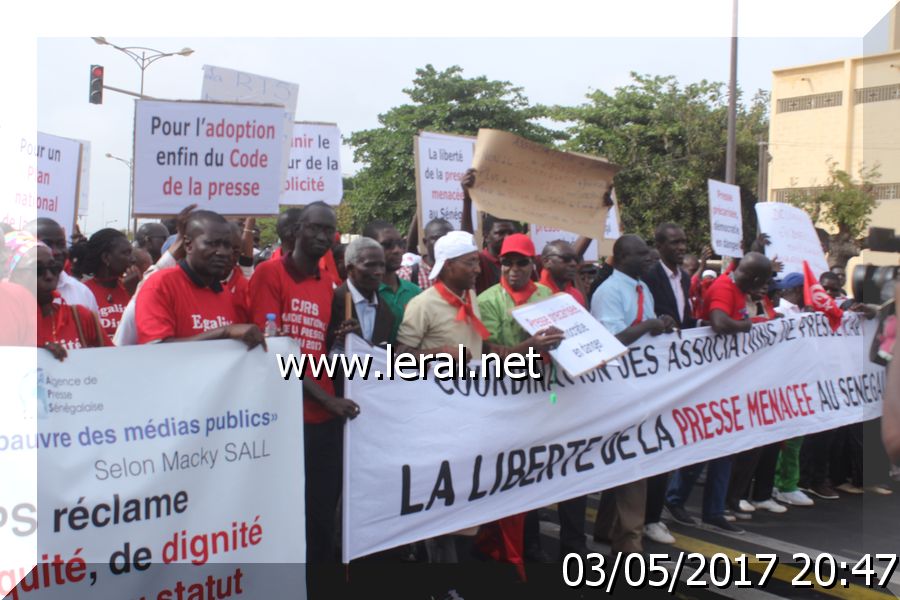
left=500, top=233, right=536, bottom=257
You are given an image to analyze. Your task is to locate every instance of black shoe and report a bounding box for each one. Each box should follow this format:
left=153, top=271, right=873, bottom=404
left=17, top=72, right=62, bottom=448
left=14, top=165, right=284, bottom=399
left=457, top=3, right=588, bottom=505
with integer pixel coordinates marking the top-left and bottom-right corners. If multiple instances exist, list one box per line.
left=703, top=516, right=745, bottom=534
left=524, top=542, right=552, bottom=563
left=664, top=504, right=697, bottom=526
left=559, top=541, right=590, bottom=561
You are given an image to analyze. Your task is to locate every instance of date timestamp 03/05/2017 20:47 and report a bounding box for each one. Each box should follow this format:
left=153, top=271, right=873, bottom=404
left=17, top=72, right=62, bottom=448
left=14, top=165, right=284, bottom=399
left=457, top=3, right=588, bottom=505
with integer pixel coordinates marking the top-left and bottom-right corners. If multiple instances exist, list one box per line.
left=561, top=552, right=899, bottom=593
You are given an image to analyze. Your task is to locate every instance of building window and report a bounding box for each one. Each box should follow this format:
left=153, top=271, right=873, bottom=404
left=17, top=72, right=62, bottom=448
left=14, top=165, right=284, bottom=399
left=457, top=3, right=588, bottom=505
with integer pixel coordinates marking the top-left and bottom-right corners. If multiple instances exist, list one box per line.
left=772, top=183, right=899, bottom=202
left=854, top=84, right=900, bottom=104
left=776, top=91, right=843, bottom=113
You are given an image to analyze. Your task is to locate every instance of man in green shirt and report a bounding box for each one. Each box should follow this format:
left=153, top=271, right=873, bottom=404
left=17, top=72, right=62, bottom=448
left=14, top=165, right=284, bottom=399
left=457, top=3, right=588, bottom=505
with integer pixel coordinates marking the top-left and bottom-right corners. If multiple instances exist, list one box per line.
left=476, top=233, right=566, bottom=565
left=363, top=220, right=421, bottom=343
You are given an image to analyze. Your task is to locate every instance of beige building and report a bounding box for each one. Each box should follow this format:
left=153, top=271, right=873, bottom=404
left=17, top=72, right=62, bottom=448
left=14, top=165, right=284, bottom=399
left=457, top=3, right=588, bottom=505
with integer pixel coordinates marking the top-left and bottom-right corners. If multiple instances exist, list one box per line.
left=767, top=4, right=900, bottom=247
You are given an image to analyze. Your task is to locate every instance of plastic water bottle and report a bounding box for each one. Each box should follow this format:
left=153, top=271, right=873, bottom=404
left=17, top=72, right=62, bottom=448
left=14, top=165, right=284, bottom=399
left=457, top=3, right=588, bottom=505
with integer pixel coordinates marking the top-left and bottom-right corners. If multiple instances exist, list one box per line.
left=264, top=313, right=278, bottom=337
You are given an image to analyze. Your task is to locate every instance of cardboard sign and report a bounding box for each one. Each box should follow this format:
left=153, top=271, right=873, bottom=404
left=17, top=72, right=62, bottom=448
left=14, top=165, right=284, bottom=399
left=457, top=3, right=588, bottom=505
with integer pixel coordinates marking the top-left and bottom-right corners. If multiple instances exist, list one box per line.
left=512, top=292, right=628, bottom=376
left=529, top=190, right=623, bottom=261
left=755, top=202, right=830, bottom=278
left=133, top=100, right=284, bottom=216
left=201, top=65, right=298, bottom=196
left=283, top=122, right=342, bottom=205
left=414, top=131, right=477, bottom=231
left=708, top=179, right=743, bottom=258
left=470, top=129, right=619, bottom=240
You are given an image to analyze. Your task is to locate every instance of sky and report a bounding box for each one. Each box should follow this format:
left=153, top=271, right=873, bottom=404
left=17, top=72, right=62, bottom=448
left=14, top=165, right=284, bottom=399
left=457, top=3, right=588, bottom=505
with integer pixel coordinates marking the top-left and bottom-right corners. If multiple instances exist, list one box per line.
left=10, top=0, right=900, bottom=234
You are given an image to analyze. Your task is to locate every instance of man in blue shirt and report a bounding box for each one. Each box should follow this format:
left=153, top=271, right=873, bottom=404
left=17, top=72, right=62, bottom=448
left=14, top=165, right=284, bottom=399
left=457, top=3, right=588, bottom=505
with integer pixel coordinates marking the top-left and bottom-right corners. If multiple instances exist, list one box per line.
left=590, top=234, right=674, bottom=555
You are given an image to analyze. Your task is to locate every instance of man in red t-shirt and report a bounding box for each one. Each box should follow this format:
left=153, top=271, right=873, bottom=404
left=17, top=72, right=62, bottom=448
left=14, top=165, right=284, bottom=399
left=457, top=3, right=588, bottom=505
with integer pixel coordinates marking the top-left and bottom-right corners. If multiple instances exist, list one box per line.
left=135, top=210, right=264, bottom=350
left=248, top=201, right=358, bottom=566
left=703, top=252, right=772, bottom=334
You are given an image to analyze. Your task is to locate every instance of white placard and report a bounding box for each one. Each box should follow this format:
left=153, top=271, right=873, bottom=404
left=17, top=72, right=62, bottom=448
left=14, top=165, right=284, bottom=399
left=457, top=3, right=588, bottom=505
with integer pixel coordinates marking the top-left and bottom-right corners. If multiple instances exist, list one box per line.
left=76, top=139, right=90, bottom=217
left=755, top=202, right=830, bottom=278
left=201, top=65, right=298, bottom=196
left=512, top=293, right=628, bottom=376
left=708, top=179, right=743, bottom=258
left=133, top=100, right=284, bottom=216
left=1, top=339, right=305, bottom=598
left=344, top=314, right=880, bottom=561
left=283, top=122, right=342, bottom=205
left=415, top=132, right=477, bottom=230
left=32, top=132, right=81, bottom=234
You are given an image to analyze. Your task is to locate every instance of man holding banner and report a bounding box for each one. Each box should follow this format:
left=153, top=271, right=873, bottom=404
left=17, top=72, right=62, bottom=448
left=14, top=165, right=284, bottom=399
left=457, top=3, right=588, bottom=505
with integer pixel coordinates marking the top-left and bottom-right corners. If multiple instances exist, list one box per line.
left=590, top=234, right=675, bottom=554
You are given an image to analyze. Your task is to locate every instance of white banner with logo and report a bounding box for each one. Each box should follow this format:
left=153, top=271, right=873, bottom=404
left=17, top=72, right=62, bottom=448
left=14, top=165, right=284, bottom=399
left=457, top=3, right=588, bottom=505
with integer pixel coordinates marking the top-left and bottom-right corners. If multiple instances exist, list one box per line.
left=344, top=315, right=882, bottom=561
left=1, top=339, right=304, bottom=599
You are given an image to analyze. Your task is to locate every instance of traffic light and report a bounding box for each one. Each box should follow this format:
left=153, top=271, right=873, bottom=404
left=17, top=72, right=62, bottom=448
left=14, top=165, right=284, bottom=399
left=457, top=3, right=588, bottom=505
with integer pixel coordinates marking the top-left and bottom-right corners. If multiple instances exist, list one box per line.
left=89, top=65, right=104, bottom=104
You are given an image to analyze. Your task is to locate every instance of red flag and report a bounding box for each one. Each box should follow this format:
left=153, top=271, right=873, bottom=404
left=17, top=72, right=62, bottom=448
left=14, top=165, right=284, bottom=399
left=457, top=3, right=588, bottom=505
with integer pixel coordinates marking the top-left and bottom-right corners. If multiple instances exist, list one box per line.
left=802, top=260, right=843, bottom=331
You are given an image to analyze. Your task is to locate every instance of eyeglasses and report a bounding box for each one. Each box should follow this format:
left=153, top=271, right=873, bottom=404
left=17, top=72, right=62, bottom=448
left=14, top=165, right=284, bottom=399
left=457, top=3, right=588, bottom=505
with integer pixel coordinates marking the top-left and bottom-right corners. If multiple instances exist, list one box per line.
left=501, top=257, right=532, bottom=268
left=37, top=264, right=63, bottom=277
left=547, top=254, right=578, bottom=263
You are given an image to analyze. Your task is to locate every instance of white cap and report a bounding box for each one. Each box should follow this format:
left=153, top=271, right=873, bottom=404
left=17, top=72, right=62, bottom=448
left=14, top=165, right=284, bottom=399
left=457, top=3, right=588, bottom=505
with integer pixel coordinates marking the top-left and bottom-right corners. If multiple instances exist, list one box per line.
left=702, top=269, right=717, bottom=279
left=429, top=231, right=478, bottom=280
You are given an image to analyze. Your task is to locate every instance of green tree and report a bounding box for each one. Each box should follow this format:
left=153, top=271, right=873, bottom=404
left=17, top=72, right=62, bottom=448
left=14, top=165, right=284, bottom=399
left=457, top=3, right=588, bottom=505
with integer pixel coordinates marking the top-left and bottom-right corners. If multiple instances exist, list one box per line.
left=787, top=160, right=880, bottom=239
left=344, top=65, right=564, bottom=233
left=553, top=73, right=770, bottom=252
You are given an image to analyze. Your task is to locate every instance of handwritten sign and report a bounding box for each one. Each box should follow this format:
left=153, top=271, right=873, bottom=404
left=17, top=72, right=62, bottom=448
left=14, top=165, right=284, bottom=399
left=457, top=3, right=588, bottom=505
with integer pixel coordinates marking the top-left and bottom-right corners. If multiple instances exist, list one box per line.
left=708, top=179, right=743, bottom=258
left=201, top=65, right=298, bottom=196
left=529, top=190, right=623, bottom=260
left=414, top=131, right=477, bottom=231
left=133, top=100, right=284, bottom=216
left=470, top=129, right=619, bottom=240
left=755, top=202, right=829, bottom=277
left=283, top=122, right=342, bottom=205
left=511, top=293, right=628, bottom=376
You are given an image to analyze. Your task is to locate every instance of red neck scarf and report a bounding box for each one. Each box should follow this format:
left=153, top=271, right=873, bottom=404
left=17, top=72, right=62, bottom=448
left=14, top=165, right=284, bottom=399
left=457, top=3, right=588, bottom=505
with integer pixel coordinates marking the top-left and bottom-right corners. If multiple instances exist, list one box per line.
left=433, top=281, right=490, bottom=340
left=501, top=277, right=538, bottom=307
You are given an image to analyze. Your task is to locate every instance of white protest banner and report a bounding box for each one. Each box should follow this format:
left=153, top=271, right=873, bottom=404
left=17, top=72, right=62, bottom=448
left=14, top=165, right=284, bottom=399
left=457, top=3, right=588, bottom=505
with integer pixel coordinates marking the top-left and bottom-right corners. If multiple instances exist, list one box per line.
left=76, top=139, right=90, bottom=217
left=283, top=122, right=342, bottom=205
left=512, top=293, right=628, bottom=377
left=708, top=179, right=743, bottom=258
left=414, top=132, right=477, bottom=231
left=1, top=339, right=305, bottom=599
left=201, top=65, right=298, bottom=194
left=344, top=314, right=881, bottom=560
left=32, top=133, right=82, bottom=234
left=756, top=202, right=830, bottom=278
left=133, top=100, right=284, bottom=216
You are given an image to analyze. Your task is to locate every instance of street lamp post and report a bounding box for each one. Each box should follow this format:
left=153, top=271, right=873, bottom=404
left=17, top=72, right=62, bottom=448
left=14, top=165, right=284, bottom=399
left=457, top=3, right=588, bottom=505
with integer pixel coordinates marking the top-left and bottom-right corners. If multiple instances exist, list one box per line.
left=93, top=38, right=194, bottom=236
left=106, top=153, right=134, bottom=237
left=91, top=37, right=193, bottom=97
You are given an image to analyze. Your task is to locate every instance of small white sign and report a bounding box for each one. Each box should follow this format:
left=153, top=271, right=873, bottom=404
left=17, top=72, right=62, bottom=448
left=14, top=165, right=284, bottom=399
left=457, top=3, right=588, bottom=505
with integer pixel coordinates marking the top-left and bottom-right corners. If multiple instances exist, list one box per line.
left=755, top=202, right=830, bottom=278
left=133, top=100, right=284, bottom=216
left=511, top=292, right=628, bottom=376
left=415, top=132, right=477, bottom=230
left=708, top=179, right=743, bottom=258
left=283, top=122, right=342, bottom=205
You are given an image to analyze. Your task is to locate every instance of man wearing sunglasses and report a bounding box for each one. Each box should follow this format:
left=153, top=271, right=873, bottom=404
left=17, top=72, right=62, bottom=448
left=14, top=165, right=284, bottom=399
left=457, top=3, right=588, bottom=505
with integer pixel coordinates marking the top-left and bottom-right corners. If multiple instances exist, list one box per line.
left=540, top=240, right=586, bottom=307
left=26, top=218, right=99, bottom=315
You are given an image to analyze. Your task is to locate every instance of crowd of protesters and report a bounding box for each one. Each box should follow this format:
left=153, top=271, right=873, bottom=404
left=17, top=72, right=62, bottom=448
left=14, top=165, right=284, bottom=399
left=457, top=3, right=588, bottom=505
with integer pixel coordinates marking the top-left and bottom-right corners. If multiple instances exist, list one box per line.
left=1, top=166, right=897, bottom=595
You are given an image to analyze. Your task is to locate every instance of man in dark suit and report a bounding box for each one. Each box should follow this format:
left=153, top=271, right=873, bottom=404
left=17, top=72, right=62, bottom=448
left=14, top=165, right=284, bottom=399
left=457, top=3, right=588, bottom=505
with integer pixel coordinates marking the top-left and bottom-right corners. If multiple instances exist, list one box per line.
left=641, top=223, right=694, bottom=545
left=328, top=237, right=395, bottom=396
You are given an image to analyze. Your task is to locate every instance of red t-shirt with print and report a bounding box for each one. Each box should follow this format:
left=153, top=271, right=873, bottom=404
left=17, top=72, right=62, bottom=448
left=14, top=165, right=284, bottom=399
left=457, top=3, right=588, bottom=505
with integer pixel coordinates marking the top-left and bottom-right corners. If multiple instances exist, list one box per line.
left=38, top=294, right=108, bottom=349
left=224, top=266, right=250, bottom=324
left=135, top=263, right=240, bottom=344
left=249, top=255, right=335, bottom=423
left=84, top=278, right=131, bottom=340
